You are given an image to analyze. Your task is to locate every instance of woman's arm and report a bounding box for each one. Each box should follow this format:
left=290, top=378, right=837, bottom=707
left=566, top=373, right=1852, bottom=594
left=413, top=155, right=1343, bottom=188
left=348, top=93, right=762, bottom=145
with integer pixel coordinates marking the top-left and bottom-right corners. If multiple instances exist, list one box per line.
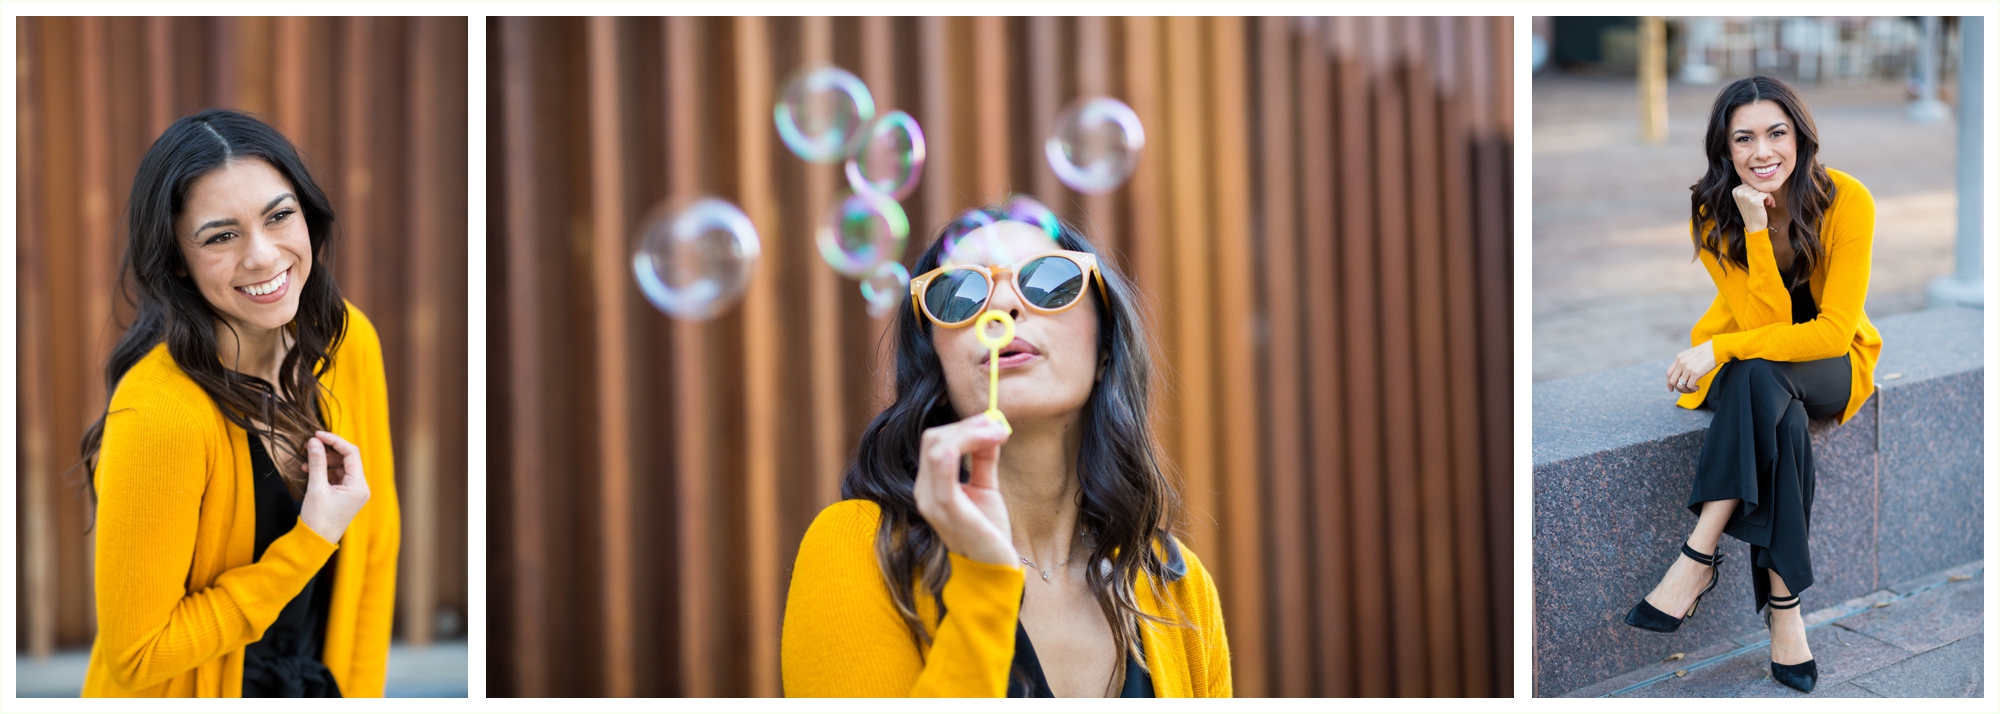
left=781, top=501, right=1025, bottom=697
left=92, top=400, right=338, bottom=691
left=1696, top=226, right=1793, bottom=333
left=1710, top=180, right=1876, bottom=363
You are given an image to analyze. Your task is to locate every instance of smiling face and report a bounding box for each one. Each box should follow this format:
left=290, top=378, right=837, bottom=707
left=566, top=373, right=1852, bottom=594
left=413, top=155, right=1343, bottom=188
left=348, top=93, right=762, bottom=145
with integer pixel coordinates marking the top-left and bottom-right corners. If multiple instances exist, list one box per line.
left=933, top=221, right=1101, bottom=425
left=1727, top=99, right=1797, bottom=196
left=176, top=158, right=314, bottom=336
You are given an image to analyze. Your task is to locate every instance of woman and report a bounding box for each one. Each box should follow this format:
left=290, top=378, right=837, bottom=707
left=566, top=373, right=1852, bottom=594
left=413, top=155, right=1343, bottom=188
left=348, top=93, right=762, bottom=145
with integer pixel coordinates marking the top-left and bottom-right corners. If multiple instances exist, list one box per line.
left=1623, top=76, right=1880, bottom=694
left=78, top=109, right=400, bottom=697
left=780, top=204, right=1231, bottom=697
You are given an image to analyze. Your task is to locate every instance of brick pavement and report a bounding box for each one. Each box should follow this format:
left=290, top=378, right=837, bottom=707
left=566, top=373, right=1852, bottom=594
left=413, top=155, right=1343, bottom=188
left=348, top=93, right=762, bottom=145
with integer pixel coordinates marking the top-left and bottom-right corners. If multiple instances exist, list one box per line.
left=1533, top=75, right=1961, bottom=382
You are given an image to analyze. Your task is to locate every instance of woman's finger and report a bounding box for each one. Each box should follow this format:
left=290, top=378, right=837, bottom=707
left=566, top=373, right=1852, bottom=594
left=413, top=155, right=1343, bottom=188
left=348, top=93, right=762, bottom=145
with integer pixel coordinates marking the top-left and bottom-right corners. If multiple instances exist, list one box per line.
left=306, top=437, right=329, bottom=490
left=315, top=431, right=363, bottom=484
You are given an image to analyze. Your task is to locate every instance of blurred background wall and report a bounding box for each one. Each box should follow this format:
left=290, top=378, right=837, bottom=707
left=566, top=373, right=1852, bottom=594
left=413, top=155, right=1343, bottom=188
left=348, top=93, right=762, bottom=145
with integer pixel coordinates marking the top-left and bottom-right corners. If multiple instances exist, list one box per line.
left=14, top=15, right=470, bottom=670
left=490, top=16, right=1513, bottom=697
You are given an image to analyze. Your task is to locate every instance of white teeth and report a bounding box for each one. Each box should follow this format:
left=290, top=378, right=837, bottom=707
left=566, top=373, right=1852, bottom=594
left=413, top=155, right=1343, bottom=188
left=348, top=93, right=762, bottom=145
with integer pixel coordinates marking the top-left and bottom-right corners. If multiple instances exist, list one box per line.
left=240, top=271, right=287, bottom=296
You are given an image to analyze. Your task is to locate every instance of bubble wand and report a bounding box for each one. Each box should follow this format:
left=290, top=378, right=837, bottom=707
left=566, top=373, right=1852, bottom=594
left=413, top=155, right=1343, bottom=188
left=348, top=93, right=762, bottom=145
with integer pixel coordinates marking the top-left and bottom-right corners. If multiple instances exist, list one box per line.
left=974, top=310, right=1015, bottom=435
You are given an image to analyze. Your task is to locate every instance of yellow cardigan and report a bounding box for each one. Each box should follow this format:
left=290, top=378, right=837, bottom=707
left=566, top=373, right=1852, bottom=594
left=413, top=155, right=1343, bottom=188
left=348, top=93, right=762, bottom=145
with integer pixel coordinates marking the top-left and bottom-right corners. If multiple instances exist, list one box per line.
left=781, top=499, right=1232, bottom=697
left=1678, top=168, right=1882, bottom=424
left=82, top=302, right=401, bottom=697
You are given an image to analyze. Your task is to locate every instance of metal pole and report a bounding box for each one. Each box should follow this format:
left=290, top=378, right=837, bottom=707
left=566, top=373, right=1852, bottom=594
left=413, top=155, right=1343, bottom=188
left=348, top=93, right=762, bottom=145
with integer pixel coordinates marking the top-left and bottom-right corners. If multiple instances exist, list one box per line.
left=1928, top=17, right=1982, bottom=308
left=1639, top=17, right=1668, bottom=144
left=1910, top=17, right=1951, bottom=123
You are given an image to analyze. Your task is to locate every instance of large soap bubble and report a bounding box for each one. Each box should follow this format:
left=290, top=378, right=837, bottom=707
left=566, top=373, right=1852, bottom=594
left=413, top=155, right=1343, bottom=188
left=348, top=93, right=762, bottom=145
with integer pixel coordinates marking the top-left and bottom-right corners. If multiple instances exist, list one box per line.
left=845, top=110, right=926, bottom=200
left=816, top=190, right=909, bottom=279
left=1045, top=97, right=1145, bottom=194
left=775, top=65, right=876, bottom=163
left=632, top=197, right=761, bottom=321
left=860, top=260, right=911, bottom=319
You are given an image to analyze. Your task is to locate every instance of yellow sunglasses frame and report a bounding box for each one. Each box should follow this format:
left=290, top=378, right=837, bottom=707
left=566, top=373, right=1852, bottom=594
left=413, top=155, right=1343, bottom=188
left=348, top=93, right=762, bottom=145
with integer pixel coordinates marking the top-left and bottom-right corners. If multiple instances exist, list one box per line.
left=908, top=249, right=1108, bottom=328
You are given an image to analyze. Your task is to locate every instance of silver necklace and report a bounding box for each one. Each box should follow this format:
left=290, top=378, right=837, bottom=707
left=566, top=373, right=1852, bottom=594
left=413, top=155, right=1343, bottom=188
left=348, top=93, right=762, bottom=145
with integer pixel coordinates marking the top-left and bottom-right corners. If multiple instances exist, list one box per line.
left=1019, top=551, right=1075, bottom=581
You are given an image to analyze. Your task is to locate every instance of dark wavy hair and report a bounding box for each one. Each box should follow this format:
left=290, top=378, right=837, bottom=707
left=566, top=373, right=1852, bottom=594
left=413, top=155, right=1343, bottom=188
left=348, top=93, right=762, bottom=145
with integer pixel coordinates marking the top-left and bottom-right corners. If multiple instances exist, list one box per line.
left=1689, top=75, right=1837, bottom=287
left=841, top=204, right=1184, bottom=695
left=80, top=109, right=348, bottom=501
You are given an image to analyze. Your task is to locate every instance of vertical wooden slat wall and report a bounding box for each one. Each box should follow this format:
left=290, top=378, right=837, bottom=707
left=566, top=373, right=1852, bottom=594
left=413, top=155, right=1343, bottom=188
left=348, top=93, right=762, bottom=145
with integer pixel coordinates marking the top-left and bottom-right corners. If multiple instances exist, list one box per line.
left=488, top=16, right=1513, bottom=697
left=15, top=16, right=470, bottom=655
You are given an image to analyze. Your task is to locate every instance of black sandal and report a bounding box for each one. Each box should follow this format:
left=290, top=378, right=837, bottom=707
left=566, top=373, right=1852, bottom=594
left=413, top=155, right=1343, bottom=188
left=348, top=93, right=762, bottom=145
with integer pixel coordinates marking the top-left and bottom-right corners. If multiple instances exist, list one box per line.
left=1765, top=593, right=1817, bottom=693
left=1623, top=542, right=1723, bottom=633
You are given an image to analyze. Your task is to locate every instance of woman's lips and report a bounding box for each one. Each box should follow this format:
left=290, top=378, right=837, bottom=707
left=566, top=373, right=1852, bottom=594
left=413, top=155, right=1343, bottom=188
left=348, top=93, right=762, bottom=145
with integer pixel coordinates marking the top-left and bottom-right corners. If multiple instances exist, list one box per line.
left=1751, top=162, right=1781, bottom=180
left=235, top=268, right=290, bottom=305
left=979, top=337, right=1041, bottom=369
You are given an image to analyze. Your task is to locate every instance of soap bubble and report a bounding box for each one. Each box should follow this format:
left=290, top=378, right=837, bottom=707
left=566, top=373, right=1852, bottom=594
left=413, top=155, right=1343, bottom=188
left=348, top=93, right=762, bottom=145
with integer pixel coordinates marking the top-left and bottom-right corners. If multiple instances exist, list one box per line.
left=1045, top=97, right=1145, bottom=194
left=860, top=260, right=911, bottom=319
left=775, top=66, right=876, bottom=163
left=938, top=208, right=1000, bottom=260
left=1001, top=196, right=1062, bottom=241
left=632, top=197, right=761, bottom=321
left=845, top=110, right=926, bottom=200
left=816, top=190, right=909, bottom=278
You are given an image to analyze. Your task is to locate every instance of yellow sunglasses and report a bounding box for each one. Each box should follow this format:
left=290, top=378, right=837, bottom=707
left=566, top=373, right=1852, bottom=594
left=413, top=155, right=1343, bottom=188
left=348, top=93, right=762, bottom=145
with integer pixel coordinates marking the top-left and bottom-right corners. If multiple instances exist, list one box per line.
left=908, top=249, right=1108, bottom=328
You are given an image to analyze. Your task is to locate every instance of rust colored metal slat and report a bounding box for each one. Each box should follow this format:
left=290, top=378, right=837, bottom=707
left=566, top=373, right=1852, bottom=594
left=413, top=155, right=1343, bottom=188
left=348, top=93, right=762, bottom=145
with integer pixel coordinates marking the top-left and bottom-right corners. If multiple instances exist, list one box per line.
left=275, top=17, right=308, bottom=142
left=144, top=17, right=173, bottom=132
left=1026, top=16, right=1063, bottom=205
left=340, top=16, right=376, bottom=300
left=78, top=20, right=116, bottom=633
left=402, top=15, right=447, bottom=650
left=1298, top=17, right=1353, bottom=697
left=1255, top=16, right=1311, bottom=696
left=1329, top=17, right=1391, bottom=696
left=585, top=18, right=638, bottom=694
left=860, top=15, right=898, bottom=412
left=1476, top=18, right=1516, bottom=697
left=1074, top=16, right=1118, bottom=259
left=1205, top=16, right=1267, bottom=698
left=801, top=16, right=845, bottom=513
left=918, top=17, right=956, bottom=239
left=1120, top=16, right=1166, bottom=322
left=1400, top=16, right=1464, bottom=697
left=664, top=15, right=717, bottom=697
left=18, top=17, right=59, bottom=660
left=734, top=16, right=784, bottom=697
left=499, top=16, right=551, bottom=696
left=1162, top=15, right=1217, bottom=574
left=972, top=16, right=1010, bottom=198
left=1367, top=17, right=1429, bottom=696
left=1437, top=16, right=1494, bottom=697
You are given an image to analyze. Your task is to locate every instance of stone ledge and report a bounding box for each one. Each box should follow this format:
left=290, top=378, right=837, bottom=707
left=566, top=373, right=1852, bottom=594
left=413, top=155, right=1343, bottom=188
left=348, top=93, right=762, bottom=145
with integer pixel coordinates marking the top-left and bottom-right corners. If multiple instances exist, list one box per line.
left=1532, top=307, right=1983, bottom=697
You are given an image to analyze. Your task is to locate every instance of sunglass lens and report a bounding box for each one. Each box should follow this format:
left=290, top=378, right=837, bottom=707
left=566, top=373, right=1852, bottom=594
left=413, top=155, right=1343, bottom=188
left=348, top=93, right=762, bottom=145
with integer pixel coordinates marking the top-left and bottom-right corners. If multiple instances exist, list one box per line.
left=924, top=269, right=990, bottom=323
left=1018, top=256, right=1086, bottom=310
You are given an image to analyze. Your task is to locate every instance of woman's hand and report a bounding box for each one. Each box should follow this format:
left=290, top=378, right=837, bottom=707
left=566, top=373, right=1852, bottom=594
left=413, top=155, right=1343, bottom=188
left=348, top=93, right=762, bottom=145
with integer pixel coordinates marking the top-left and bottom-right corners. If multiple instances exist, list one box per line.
left=913, top=413, right=1019, bottom=568
left=1732, top=184, right=1774, bottom=234
left=1666, top=341, right=1719, bottom=394
left=298, top=431, right=371, bottom=544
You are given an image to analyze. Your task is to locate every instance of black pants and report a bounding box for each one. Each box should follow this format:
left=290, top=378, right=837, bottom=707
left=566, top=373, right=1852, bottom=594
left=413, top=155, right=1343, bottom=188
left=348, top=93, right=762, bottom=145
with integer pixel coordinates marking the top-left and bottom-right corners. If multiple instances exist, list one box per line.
left=1687, top=356, right=1850, bottom=612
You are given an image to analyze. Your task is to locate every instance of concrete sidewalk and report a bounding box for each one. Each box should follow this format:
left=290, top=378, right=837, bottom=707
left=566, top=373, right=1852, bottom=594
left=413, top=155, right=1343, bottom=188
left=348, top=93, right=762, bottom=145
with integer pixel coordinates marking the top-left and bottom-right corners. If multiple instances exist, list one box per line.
left=13, top=640, right=467, bottom=698
left=1565, top=561, right=1984, bottom=698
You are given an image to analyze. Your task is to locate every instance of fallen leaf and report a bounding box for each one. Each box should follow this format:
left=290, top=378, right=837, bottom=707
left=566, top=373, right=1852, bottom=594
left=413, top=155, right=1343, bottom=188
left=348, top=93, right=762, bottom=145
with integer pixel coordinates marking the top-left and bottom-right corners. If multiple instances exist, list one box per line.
left=1674, top=669, right=1688, bottom=678
left=1873, top=601, right=1890, bottom=608
left=1663, top=652, right=1686, bottom=662
left=1948, top=574, right=1971, bottom=582
left=1883, top=372, right=1904, bottom=380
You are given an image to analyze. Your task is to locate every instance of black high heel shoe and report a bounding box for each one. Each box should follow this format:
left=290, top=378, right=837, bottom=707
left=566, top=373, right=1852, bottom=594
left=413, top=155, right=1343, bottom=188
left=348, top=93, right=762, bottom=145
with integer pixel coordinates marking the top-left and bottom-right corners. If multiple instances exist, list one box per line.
left=1765, top=593, right=1817, bottom=693
left=1623, top=542, right=1723, bottom=633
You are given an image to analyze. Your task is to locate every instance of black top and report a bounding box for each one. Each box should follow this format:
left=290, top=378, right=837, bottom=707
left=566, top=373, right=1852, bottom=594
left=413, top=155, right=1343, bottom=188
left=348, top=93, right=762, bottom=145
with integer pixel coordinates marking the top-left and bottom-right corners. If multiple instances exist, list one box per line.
left=1782, top=265, right=1820, bottom=324
left=242, top=432, right=342, bottom=698
left=1006, top=621, right=1154, bottom=698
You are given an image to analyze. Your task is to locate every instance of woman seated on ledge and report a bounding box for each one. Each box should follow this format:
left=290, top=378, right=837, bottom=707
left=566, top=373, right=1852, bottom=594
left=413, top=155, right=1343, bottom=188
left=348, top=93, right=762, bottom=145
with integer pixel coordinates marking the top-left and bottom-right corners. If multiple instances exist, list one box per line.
left=1624, top=75, right=1881, bottom=695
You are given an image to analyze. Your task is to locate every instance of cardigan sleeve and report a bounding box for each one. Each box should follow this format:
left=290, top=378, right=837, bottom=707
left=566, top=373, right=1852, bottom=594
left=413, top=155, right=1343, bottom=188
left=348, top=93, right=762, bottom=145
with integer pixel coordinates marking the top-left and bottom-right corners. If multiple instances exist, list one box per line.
left=341, top=306, right=401, bottom=697
left=1711, top=177, right=1876, bottom=363
left=781, top=500, right=1024, bottom=697
left=1176, top=545, right=1234, bottom=697
left=92, top=395, right=338, bottom=691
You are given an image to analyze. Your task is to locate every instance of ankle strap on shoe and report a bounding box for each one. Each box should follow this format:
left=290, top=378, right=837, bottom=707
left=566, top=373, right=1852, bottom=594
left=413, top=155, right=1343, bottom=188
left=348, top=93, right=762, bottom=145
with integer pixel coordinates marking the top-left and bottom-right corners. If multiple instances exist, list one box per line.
left=1680, top=542, right=1723, bottom=567
left=1768, top=593, right=1801, bottom=610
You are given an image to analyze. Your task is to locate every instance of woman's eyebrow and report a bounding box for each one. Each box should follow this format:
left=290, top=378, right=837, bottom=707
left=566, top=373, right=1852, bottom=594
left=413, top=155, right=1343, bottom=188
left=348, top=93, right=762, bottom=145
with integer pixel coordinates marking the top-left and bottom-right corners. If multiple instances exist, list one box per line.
left=264, top=192, right=296, bottom=213
left=194, top=216, right=239, bottom=234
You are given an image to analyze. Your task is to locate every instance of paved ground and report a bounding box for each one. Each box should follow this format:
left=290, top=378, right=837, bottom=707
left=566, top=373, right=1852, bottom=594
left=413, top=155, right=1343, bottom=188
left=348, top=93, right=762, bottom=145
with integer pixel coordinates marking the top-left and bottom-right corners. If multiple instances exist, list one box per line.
left=1533, top=74, right=1963, bottom=382
left=1564, top=561, right=1985, bottom=698
left=13, top=639, right=468, bottom=698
